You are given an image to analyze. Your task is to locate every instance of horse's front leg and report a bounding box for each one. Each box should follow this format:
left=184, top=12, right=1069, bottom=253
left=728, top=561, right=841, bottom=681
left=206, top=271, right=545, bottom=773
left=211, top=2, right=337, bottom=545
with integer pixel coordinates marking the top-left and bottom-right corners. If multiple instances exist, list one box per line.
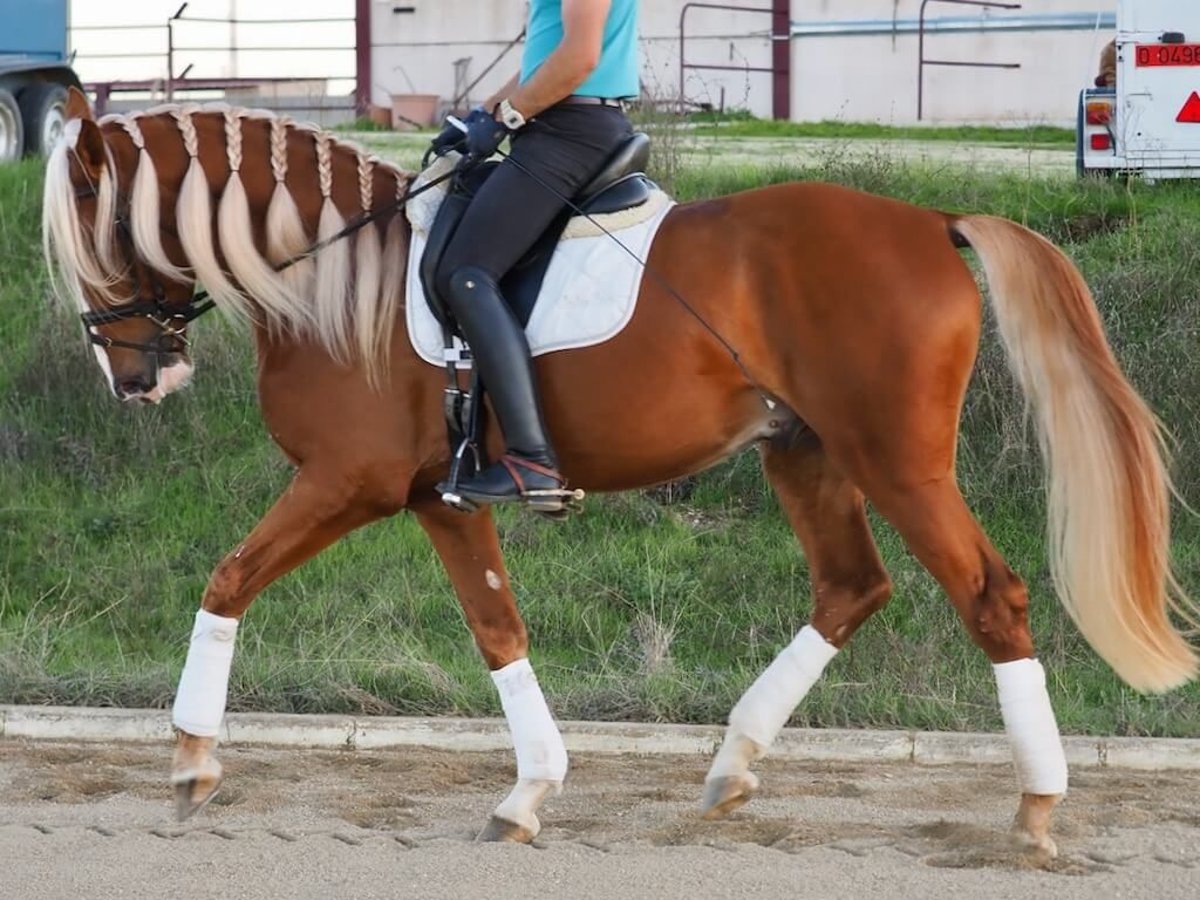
left=413, top=499, right=566, bottom=843
left=173, top=466, right=389, bottom=820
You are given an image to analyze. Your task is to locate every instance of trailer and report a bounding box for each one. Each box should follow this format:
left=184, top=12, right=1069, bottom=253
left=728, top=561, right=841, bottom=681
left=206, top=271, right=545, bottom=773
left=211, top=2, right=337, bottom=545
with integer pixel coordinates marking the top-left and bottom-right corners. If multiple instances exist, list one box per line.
left=1078, top=0, right=1200, bottom=180
left=0, top=0, right=81, bottom=161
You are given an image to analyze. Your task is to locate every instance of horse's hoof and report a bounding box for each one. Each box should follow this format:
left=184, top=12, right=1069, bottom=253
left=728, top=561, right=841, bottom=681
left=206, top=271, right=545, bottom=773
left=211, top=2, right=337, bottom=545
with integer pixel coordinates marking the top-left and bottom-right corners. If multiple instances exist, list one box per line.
left=701, top=772, right=759, bottom=820
left=476, top=814, right=538, bottom=844
left=1011, top=792, right=1060, bottom=862
left=1011, top=826, right=1058, bottom=861
left=171, top=758, right=223, bottom=822
left=173, top=776, right=222, bottom=822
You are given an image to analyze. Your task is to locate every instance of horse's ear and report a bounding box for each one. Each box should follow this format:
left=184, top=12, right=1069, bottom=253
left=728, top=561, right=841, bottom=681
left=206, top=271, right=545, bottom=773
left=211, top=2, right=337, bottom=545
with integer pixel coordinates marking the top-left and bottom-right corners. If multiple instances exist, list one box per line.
left=63, top=88, right=105, bottom=176
left=73, top=118, right=107, bottom=180
left=65, top=86, right=94, bottom=121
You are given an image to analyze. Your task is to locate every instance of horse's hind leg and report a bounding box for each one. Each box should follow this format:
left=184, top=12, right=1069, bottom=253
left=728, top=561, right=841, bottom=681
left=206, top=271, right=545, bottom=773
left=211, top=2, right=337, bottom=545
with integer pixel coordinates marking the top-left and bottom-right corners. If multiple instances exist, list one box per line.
left=860, top=475, right=1066, bottom=858
left=703, top=433, right=893, bottom=818
left=413, top=499, right=566, bottom=844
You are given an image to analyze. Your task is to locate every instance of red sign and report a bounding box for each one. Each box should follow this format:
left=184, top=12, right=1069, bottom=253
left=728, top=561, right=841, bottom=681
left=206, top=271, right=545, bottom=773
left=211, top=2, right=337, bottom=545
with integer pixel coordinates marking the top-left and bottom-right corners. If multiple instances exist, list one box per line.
left=1177, top=92, right=1200, bottom=123
left=1137, top=44, right=1200, bottom=67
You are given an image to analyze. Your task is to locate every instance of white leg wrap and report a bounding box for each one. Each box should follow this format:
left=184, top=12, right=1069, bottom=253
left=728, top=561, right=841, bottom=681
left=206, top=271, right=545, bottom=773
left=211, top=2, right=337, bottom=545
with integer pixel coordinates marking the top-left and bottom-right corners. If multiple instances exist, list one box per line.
left=491, top=658, right=568, bottom=782
left=172, top=610, right=239, bottom=738
left=994, top=658, right=1068, bottom=796
left=723, top=624, right=837, bottom=751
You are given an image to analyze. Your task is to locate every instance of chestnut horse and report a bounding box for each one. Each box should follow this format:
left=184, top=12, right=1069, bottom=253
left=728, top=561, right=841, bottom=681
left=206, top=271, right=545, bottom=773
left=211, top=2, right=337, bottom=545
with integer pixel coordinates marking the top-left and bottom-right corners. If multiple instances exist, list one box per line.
left=43, top=88, right=1196, bottom=855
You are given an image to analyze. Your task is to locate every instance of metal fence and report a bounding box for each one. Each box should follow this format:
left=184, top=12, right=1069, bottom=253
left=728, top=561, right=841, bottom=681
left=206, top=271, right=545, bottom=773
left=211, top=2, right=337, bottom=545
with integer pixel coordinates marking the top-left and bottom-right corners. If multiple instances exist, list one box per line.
left=70, top=3, right=356, bottom=122
left=917, top=0, right=1022, bottom=120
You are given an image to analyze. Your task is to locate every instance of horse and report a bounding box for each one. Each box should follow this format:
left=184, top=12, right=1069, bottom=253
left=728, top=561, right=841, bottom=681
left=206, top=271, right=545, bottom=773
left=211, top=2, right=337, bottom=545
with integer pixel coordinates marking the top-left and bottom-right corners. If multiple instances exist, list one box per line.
left=42, top=87, right=1197, bottom=855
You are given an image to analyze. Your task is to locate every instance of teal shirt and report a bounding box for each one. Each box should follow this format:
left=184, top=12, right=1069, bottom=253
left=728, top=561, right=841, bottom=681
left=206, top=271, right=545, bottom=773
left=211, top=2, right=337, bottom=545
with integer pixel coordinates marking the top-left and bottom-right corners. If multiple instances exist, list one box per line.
left=520, top=0, right=639, bottom=99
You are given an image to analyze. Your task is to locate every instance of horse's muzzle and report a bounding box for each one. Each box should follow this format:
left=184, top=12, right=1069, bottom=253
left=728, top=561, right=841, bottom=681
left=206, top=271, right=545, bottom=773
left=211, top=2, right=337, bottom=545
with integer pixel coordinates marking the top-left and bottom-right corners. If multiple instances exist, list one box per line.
left=115, top=374, right=156, bottom=402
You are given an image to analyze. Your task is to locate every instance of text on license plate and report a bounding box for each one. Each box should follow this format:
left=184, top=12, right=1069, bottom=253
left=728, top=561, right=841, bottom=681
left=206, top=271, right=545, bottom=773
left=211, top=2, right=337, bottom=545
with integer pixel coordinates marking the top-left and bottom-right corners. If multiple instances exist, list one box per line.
left=1136, top=44, right=1200, bottom=67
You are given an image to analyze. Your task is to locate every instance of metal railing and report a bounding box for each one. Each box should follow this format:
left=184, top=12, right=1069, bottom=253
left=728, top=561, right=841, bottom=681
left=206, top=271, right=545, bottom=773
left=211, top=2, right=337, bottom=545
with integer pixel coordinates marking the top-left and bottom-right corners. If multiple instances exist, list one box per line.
left=917, top=0, right=1022, bottom=120
left=70, top=3, right=355, bottom=116
left=678, top=3, right=779, bottom=115
left=448, top=28, right=525, bottom=111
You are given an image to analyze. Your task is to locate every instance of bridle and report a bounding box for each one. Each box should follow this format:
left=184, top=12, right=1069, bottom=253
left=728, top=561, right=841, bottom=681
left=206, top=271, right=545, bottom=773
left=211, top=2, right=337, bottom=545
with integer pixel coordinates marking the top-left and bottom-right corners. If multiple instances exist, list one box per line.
left=72, top=181, right=215, bottom=357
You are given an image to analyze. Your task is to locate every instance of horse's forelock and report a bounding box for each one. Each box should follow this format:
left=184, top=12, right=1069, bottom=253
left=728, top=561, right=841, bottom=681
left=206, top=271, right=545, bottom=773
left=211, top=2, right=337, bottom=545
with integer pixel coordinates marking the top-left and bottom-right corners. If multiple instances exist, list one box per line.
left=41, top=123, right=127, bottom=314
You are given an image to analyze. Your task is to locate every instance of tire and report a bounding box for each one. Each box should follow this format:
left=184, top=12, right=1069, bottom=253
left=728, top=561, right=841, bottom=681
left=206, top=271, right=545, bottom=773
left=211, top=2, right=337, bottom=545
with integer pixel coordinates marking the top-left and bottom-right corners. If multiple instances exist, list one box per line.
left=18, top=81, right=68, bottom=156
left=0, top=89, right=24, bottom=163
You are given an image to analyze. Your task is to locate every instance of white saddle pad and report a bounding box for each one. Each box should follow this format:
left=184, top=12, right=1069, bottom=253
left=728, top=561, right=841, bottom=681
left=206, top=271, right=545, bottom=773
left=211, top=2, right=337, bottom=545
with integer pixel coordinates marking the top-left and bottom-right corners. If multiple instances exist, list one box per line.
left=404, top=155, right=675, bottom=369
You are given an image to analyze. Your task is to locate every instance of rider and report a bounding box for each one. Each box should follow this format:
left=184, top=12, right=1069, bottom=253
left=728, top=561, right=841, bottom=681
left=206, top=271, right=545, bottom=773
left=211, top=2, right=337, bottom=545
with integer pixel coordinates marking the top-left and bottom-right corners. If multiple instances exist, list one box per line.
left=433, top=0, right=639, bottom=511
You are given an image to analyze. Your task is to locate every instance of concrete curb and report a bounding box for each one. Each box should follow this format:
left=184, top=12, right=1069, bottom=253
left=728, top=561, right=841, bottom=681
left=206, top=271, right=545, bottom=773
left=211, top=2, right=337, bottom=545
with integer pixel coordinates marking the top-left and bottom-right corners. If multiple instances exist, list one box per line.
left=3, top=704, right=1199, bottom=770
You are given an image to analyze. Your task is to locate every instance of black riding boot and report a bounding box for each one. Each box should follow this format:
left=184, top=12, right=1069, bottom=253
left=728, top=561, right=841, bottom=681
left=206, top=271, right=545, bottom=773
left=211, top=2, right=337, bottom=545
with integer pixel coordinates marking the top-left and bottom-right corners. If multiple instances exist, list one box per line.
left=437, top=266, right=567, bottom=511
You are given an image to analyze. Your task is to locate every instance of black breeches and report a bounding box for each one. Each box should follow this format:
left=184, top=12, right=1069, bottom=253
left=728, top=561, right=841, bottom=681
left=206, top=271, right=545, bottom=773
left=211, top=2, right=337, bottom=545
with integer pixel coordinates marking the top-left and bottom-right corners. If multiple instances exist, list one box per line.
left=435, top=103, right=632, bottom=295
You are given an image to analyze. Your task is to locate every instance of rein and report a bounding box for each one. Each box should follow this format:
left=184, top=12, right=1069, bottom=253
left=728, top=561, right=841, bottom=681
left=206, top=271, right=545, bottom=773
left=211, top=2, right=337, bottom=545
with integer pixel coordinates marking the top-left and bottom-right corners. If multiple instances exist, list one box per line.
left=74, top=165, right=457, bottom=355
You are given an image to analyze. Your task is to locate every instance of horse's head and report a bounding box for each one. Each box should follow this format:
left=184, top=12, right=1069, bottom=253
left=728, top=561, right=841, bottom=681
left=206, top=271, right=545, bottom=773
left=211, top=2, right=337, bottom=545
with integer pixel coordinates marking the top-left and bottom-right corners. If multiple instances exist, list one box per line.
left=43, top=87, right=198, bottom=404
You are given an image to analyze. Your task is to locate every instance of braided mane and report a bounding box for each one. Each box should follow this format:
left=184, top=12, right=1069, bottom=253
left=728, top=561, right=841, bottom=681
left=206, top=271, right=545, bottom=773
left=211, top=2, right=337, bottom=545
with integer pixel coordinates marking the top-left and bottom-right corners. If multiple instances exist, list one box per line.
left=43, top=103, right=415, bottom=384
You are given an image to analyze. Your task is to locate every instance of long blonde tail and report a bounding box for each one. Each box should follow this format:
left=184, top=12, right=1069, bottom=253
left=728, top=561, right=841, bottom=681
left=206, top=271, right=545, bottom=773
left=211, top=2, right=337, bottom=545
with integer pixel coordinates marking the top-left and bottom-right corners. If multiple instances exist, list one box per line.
left=953, top=215, right=1197, bottom=693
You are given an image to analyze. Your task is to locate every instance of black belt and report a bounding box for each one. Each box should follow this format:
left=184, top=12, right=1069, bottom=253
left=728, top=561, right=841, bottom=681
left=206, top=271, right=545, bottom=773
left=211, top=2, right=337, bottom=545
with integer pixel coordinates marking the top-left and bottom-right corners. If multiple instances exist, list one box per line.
left=561, top=95, right=628, bottom=110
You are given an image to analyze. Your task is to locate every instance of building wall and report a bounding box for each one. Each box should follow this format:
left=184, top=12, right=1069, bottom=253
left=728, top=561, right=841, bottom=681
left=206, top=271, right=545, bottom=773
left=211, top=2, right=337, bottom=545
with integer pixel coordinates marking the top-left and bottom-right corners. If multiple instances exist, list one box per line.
left=369, top=0, right=1117, bottom=125
left=788, top=0, right=1116, bottom=125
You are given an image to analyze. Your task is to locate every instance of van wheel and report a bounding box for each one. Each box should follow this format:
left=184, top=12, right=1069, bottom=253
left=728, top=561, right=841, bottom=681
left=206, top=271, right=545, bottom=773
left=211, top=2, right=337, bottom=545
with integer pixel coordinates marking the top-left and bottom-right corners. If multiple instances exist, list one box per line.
left=0, top=90, right=24, bottom=162
left=19, top=82, right=69, bottom=156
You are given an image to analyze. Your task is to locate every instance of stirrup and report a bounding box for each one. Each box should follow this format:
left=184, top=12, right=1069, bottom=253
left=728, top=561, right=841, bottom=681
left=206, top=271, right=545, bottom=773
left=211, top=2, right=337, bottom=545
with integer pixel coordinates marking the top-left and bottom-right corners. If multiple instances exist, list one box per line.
left=439, top=487, right=479, bottom=514
left=439, top=435, right=484, bottom=513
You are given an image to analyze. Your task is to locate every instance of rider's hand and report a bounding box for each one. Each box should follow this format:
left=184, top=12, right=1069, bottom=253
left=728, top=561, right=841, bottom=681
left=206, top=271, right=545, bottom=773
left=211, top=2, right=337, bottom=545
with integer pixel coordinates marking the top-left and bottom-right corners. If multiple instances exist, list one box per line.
left=429, top=120, right=466, bottom=157
left=462, top=107, right=510, bottom=162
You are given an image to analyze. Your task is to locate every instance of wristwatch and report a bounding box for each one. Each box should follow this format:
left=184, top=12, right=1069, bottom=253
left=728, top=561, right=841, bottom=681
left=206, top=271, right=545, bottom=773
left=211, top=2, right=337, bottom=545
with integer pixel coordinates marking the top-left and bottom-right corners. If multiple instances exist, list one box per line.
left=498, top=98, right=527, bottom=131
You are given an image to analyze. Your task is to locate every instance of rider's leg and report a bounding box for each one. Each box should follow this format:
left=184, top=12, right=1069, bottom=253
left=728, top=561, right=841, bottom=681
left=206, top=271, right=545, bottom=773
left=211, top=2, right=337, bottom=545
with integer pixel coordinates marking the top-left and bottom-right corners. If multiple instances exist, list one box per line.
left=435, top=105, right=631, bottom=507
left=443, top=264, right=563, bottom=506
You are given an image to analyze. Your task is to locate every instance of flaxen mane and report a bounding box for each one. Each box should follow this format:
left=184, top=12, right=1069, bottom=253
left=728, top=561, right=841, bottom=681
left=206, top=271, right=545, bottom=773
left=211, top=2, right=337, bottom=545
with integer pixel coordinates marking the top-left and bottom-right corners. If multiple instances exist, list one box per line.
left=43, top=103, right=414, bottom=383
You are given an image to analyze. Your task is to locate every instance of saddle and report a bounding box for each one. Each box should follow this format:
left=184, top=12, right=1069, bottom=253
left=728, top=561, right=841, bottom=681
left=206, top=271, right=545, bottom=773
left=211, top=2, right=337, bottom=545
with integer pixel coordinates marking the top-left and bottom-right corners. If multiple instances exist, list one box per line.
left=418, top=131, right=657, bottom=511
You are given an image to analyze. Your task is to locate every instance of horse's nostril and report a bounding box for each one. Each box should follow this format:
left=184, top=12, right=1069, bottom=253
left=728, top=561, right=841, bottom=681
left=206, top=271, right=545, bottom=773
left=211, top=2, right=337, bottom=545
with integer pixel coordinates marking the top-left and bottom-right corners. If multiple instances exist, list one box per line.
left=115, top=376, right=154, bottom=398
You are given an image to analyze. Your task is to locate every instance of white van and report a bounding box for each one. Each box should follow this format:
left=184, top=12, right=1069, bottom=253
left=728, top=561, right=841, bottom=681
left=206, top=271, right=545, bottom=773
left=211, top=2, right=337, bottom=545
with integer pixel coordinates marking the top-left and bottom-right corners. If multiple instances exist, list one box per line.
left=1078, top=0, right=1200, bottom=179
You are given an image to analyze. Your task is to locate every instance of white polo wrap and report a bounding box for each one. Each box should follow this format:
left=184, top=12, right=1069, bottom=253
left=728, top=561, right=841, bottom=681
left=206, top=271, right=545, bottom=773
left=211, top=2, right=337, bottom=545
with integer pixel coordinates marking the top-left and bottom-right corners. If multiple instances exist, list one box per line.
left=728, top=625, right=838, bottom=747
left=172, top=609, right=239, bottom=737
left=994, top=658, right=1068, bottom=796
left=491, top=658, right=568, bottom=782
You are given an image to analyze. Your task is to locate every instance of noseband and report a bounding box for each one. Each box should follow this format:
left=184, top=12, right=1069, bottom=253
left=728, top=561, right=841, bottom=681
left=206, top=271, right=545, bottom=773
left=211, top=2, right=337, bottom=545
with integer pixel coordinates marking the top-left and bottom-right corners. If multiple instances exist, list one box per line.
left=80, top=293, right=215, bottom=354
left=72, top=181, right=215, bottom=356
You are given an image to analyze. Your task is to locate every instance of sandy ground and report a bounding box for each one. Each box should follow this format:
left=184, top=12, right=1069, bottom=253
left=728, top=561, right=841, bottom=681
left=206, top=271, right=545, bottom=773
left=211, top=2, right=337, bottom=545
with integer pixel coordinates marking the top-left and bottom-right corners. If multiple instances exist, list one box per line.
left=2, top=740, right=1198, bottom=900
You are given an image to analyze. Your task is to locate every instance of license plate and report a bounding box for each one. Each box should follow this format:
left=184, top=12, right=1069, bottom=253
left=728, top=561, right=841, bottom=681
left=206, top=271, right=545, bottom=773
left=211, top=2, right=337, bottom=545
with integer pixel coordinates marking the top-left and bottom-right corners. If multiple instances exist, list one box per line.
left=1136, top=43, right=1200, bottom=67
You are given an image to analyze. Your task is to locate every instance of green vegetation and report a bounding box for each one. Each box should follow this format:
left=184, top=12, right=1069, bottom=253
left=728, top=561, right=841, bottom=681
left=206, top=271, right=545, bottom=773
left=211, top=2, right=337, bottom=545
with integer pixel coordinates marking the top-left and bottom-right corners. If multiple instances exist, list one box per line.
left=331, top=116, right=398, bottom=133
left=688, top=118, right=1076, bottom=147
left=3, top=145, right=1200, bottom=737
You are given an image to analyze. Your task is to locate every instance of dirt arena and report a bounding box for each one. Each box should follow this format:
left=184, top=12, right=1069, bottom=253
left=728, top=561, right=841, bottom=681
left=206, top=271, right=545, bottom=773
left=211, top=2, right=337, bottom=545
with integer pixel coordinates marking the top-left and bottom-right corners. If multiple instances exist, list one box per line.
left=2, top=740, right=1198, bottom=899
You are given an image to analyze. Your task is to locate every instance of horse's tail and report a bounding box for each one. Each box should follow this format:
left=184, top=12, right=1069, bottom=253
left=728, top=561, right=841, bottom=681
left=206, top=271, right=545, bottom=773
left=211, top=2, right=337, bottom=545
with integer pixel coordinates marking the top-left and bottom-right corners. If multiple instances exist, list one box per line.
left=950, top=214, right=1197, bottom=693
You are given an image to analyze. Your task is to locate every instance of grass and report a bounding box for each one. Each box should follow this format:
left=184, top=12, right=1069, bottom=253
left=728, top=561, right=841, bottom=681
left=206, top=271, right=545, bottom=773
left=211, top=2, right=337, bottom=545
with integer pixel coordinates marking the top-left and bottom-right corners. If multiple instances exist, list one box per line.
left=4, top=141, right=1200, bottom=738
left=687, top=118, right=1076, bottom=147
